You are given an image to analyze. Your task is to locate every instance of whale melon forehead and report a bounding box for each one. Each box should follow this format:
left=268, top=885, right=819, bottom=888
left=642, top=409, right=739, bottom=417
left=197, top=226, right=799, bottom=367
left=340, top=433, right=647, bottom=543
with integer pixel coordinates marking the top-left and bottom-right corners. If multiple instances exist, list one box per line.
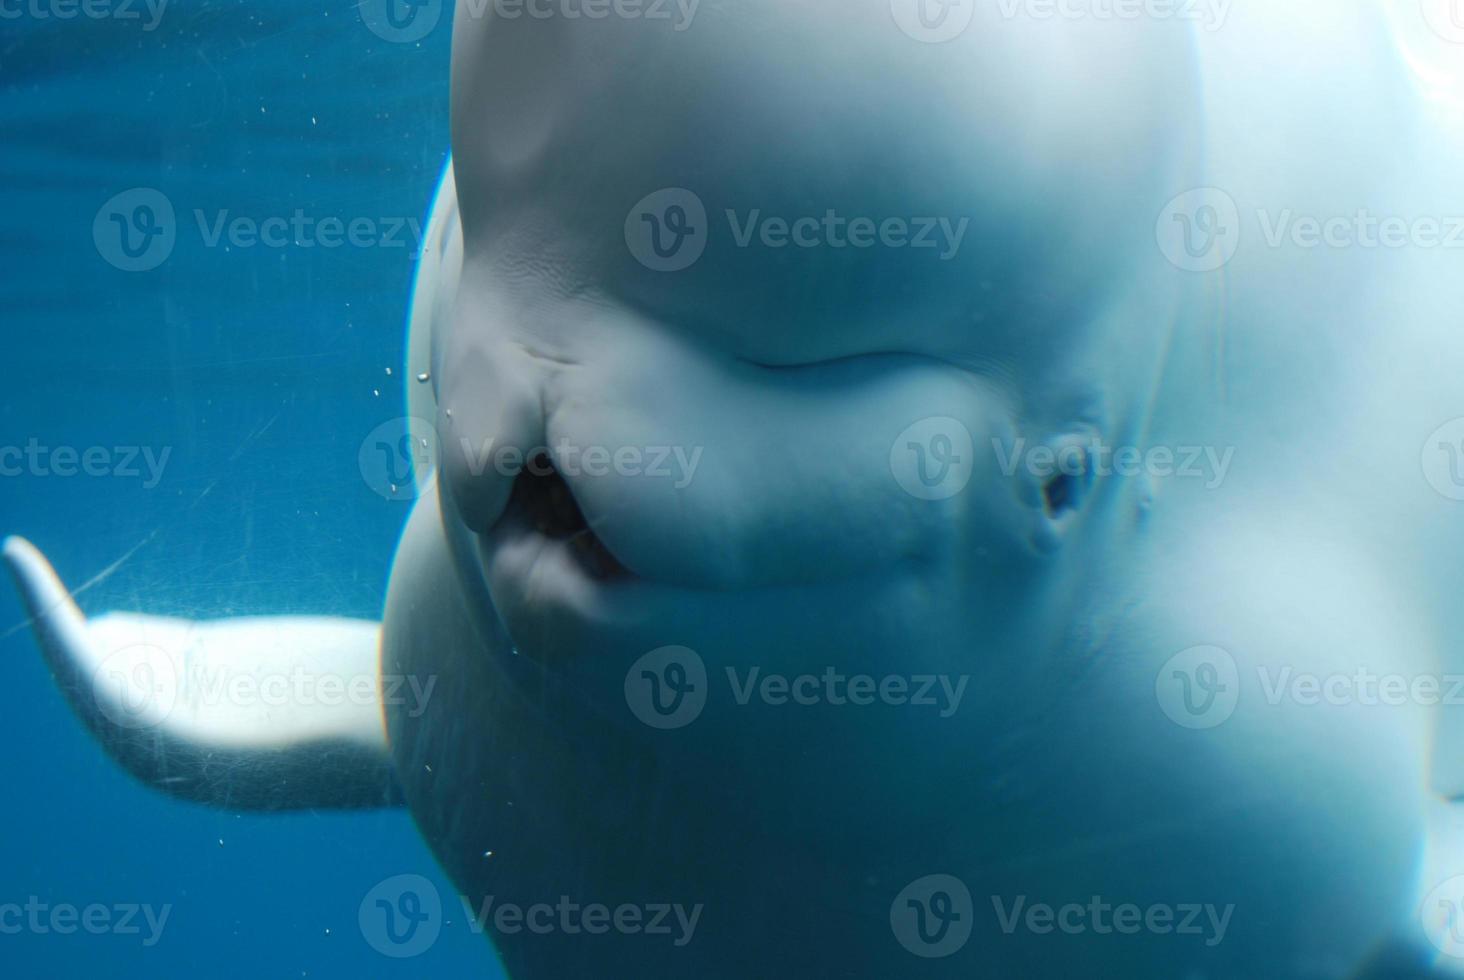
left=450, top=0, right=1202, bottom=364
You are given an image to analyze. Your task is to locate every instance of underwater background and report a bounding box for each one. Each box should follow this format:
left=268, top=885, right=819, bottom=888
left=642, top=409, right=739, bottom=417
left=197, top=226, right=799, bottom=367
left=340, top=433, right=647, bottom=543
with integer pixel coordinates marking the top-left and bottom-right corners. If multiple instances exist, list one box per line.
left=6, top=2, right=1463, bottom=978
left=0, top=2, right=501, bottom=975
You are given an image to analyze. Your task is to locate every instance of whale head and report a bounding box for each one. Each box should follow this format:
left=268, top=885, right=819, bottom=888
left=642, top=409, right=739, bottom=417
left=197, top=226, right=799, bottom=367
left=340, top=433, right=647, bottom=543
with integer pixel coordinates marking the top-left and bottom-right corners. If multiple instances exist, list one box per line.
left=435, top=0, right=1201, bottom=723
left=383, top=4, right=1429, bottom=977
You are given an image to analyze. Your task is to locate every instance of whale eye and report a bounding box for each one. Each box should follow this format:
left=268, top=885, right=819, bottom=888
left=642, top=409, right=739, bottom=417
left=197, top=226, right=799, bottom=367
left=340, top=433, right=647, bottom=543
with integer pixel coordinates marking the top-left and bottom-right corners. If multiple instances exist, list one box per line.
left=1043, top=471, right=1081, bottom=516
left=1041, top=440, right=1093, bottom=519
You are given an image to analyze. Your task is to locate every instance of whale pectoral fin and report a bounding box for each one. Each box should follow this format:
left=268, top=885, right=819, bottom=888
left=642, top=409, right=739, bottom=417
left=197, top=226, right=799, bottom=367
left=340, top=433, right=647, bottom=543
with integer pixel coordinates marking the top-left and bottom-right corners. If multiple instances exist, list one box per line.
left=3, top=536, right=403, bottom=811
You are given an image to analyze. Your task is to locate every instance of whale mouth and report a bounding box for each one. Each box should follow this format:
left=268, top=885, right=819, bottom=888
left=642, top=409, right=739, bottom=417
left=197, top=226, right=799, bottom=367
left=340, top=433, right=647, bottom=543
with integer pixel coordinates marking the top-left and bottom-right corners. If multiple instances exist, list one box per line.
left=506, top=453, right=629, bottom=582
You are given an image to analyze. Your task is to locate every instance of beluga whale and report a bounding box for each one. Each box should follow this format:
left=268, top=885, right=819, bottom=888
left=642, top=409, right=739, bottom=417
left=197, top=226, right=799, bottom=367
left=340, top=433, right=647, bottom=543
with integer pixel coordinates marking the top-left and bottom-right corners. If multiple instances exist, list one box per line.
left=9, top=1, right=1464, bottom=976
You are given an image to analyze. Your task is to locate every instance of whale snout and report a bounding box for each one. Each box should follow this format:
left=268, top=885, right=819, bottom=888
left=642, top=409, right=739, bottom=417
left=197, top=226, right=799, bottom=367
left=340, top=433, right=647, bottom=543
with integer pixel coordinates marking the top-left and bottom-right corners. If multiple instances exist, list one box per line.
left=436, top=314, right=1062, bottom=607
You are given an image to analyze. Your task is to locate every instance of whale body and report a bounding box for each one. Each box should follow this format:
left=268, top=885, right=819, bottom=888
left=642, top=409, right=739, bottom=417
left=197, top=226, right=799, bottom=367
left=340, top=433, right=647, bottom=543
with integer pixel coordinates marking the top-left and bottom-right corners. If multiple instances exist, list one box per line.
left=9, top=1, right=1464, bottom=977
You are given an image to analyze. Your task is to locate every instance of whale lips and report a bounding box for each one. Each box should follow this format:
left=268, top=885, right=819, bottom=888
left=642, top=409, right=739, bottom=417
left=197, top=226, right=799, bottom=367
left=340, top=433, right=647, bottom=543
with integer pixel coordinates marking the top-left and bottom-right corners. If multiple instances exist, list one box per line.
left=509, top=453, right=628, bottom=581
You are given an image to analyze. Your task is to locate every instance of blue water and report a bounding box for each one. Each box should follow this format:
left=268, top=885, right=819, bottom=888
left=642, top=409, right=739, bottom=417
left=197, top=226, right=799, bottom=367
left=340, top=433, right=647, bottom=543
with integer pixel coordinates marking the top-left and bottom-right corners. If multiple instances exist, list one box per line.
left=0, top=4, right=501, bottom=975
